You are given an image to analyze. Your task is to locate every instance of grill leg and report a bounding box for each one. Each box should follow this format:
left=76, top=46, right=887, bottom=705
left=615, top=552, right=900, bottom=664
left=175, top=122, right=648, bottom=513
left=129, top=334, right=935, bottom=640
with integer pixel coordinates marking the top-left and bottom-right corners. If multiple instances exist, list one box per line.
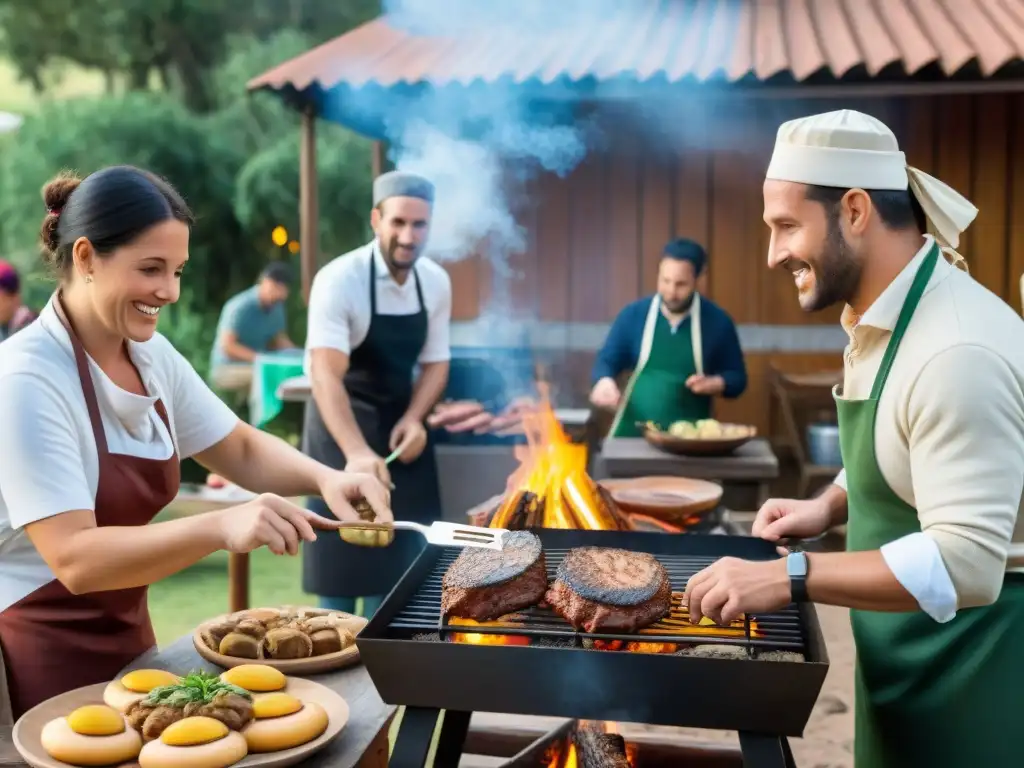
left=390, top=707, right=471, bottom=768
left=738, top=733, right=797, bottom=767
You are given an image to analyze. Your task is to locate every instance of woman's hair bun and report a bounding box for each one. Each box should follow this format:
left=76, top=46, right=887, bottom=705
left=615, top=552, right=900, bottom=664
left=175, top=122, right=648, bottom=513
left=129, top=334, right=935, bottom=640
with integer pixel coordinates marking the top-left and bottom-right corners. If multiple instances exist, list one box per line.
left=39, top=171, right=82, bottom=260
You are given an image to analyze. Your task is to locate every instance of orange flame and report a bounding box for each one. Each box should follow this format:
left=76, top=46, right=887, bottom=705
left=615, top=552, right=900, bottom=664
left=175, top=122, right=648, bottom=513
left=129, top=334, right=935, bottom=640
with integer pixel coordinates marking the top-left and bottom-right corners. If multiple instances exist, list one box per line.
left=547, top=722, right=637, bottom=768
left=491, top=395, right=619, bottom=531
left=447, top=617, right=530, bottom=646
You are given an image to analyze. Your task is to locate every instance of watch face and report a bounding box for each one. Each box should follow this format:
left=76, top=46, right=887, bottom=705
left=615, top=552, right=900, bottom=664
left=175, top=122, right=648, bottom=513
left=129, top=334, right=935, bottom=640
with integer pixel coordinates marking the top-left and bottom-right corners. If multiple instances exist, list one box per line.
left=787, top=552, right=808, bottom=577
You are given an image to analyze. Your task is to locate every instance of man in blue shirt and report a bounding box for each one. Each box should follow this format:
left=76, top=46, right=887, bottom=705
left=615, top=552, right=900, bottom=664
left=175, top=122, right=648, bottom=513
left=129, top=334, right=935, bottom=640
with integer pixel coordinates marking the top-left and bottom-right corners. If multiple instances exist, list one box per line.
left=590, top=238, right=746, bottom=437
left=210, top=262, right=296, bottom=390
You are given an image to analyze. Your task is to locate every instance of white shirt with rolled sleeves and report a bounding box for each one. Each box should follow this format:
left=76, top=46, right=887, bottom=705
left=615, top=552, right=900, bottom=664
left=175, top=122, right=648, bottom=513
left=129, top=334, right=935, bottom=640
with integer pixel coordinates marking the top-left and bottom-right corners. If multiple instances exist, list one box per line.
left=303, top=240, right=452, bottom=371
left=831, top=236, right=1024, bottom=623
left=0, top=297, right=239, bottom=613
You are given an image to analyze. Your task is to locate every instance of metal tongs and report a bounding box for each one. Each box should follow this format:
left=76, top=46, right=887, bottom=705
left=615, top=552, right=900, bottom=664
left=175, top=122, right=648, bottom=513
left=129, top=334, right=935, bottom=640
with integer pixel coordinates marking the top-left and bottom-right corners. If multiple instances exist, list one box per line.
left=338, top=520, right=508, bottom=551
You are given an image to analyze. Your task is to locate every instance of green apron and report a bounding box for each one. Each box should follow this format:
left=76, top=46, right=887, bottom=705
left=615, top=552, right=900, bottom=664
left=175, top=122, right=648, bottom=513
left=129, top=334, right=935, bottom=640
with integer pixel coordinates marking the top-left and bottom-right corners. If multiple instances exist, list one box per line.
left=837, top=242, right=1024, bottom=767
left=612, top=299, right=710, bottom=438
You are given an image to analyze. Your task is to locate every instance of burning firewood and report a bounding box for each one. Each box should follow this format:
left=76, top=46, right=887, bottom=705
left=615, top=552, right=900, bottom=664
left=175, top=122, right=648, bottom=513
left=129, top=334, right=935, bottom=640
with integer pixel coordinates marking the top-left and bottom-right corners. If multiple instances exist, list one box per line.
left=572, top=722, right=631, bottom=768
left=464, top=397, right=634, bottom=532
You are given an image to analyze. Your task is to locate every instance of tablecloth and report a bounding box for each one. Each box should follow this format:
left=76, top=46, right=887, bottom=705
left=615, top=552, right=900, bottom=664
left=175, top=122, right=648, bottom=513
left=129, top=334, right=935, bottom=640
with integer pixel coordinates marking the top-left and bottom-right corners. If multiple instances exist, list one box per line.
left=249, top=349, right=304, bottom=427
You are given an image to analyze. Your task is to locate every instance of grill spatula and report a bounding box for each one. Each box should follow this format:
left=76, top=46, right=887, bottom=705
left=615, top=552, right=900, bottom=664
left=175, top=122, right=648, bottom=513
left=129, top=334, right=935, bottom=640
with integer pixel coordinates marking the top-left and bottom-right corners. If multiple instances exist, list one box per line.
left=338, top=520, right=507, bottom=550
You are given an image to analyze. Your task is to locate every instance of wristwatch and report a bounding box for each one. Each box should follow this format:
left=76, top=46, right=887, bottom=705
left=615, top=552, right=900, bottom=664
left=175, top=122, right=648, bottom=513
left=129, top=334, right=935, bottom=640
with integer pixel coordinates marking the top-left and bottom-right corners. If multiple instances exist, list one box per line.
left=786, top=551, right=809, bottom=603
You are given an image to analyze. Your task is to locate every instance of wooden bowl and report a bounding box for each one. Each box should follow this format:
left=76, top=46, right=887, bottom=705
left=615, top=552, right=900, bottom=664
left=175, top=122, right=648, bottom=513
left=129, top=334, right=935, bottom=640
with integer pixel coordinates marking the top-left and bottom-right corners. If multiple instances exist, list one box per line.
left=599, top=477, right=723, bottom=522
left=194, top=607, right=367, bottom=675
left=13, top=677, right=349, bottom=768
left=640, top=423, right=756, bottom=457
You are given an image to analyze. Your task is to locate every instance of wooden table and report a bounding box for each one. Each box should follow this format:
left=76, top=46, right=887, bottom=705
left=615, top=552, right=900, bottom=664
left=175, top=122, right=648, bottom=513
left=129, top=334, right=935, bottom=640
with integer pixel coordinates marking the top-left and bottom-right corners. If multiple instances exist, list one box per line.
left=0, top=635, right=394, bottom=767
left=598, top=437, right=780, bottom=507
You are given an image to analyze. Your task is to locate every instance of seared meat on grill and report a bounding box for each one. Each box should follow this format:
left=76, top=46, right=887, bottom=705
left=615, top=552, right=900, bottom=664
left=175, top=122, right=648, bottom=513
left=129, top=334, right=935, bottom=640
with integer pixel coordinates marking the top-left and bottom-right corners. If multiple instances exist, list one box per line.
left=545, top=547, right=671, bottom=632
left=441, top=530, right=548, bottom=620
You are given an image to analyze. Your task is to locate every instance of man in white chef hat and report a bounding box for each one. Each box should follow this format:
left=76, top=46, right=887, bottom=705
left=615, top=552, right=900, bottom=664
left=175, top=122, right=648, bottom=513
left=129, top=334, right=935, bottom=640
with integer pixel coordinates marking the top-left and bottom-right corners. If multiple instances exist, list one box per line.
left=684, top=110, right=1024, bottom=767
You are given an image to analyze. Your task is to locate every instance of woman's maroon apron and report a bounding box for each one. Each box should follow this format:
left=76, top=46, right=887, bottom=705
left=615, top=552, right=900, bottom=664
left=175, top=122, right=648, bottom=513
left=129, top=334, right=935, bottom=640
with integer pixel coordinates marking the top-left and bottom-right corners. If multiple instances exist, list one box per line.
left=0, top=297, right=180, bottom=720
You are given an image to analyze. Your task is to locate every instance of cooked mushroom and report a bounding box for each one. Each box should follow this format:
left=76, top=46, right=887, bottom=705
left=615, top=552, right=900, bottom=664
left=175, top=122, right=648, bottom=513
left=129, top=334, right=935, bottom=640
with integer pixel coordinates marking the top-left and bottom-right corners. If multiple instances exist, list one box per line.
left=309, top=628, right=357, bottom=655
left=218, top=631, right=262, bottom=659
left=232, top=619, right=268, bottom=640
left=125, top=702, right=185, bottom=742
left=183, top=691, right=254, bottom=731
left=200, top=620, right=238, bottom=651
left=262, top=627, right=314, bottom=659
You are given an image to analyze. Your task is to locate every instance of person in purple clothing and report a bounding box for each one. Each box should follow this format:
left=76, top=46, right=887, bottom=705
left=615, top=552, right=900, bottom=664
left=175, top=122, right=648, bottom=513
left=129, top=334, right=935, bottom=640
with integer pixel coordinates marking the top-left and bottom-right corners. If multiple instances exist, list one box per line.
left=0, top=260, right=37, bottom=342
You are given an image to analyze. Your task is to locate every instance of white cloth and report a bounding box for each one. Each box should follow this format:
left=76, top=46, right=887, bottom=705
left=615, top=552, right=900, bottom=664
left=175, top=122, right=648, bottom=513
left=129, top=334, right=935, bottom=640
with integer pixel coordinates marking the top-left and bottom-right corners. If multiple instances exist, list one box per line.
left=831, top=237, right=1024, bottom=621
left=766, top=109, right=978, bottom=270
left=304, top=240, right=452, bottom=373
left=0, top=297, right=239, bottom=612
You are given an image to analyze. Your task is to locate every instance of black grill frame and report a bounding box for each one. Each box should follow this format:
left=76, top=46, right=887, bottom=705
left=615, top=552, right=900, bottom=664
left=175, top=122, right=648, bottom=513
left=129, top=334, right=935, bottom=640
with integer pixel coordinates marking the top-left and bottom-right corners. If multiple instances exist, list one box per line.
left=357, top=529, right=829, bottom=738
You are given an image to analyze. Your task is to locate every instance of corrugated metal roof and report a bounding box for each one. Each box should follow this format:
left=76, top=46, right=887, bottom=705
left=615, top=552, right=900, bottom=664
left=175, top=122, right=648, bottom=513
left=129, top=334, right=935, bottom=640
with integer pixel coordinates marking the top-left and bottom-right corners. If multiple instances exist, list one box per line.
left=249, top=0, right=1024, bottom=93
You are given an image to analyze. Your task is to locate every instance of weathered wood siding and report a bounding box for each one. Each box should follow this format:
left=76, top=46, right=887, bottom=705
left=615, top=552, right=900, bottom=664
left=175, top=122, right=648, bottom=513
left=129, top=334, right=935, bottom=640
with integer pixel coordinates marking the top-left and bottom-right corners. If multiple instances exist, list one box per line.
left=442, top=93, right=1024, bottom=434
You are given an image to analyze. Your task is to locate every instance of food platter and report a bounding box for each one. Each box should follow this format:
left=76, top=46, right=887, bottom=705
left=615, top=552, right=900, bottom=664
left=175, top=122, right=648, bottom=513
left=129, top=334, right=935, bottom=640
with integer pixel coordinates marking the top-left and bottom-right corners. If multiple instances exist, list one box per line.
left=13, top=677, right=349, bottom=768
left=638, top=420, right=756, bottom=457
left=194, top=606, right=367, bottom=675
left=599, top=476, right=723, bottom=522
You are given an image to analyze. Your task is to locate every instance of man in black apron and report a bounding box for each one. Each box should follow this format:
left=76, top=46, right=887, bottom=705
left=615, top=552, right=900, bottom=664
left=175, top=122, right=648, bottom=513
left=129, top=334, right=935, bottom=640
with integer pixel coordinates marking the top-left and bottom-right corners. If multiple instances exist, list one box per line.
left=301, top=171, right=449, bottom=617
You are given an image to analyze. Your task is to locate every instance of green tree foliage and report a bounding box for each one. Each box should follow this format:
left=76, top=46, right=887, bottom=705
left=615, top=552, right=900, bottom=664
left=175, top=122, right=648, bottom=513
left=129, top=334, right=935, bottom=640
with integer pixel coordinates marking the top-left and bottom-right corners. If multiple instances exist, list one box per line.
left=0, top=0, right=380, bottom=111
left=0, top=30, right=376, bottom=377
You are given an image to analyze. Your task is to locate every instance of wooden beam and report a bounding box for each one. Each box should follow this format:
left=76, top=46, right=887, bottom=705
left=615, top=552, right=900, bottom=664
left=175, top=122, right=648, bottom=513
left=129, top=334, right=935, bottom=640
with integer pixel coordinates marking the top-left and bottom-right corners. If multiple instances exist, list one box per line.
left=299, top=106, right=319, bottom=304
left=533, top=78, right=1024, bottom=103
left=371, top=140, right=386, bottom=178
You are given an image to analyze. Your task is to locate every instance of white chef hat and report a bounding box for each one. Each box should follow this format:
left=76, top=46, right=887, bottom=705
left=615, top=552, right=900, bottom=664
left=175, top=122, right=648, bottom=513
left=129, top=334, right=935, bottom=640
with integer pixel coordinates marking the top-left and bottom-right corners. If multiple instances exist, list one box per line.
left=765, top=109, right=977, bottom=271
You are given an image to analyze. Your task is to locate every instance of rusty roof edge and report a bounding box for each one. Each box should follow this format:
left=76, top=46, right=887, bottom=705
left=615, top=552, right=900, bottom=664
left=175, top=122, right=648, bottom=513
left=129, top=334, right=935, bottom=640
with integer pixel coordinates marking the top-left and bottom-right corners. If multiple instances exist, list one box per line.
left=245, top=17, right=390, bottom=91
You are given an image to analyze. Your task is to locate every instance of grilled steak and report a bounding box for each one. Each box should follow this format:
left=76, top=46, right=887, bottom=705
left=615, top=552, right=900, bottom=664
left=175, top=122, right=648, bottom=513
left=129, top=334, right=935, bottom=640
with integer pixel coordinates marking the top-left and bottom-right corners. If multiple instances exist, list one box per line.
left=441, top=530, right=548, bottom=620
left=545, top=547, right=671, bottom=632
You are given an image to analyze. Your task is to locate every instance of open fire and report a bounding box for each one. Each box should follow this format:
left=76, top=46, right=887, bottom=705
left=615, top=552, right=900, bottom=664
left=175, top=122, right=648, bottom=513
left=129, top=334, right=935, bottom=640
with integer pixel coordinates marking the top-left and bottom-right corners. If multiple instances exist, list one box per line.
left=452, top=395, right=761, bottom=652
left=543, top=721, right=638, bottom=768
left=488, top=394, right=622, bottom=532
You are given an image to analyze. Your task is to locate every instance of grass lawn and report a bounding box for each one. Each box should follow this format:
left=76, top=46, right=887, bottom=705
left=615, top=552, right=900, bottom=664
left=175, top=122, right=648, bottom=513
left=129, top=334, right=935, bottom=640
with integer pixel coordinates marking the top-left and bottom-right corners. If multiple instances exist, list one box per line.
left=146, top=508, right=314, bottom=645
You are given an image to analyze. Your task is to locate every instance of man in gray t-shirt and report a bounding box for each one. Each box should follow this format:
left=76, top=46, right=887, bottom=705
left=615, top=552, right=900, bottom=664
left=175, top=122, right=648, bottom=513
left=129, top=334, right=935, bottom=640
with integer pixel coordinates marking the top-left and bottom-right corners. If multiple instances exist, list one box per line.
left=210, top=262, right=296, bottom=390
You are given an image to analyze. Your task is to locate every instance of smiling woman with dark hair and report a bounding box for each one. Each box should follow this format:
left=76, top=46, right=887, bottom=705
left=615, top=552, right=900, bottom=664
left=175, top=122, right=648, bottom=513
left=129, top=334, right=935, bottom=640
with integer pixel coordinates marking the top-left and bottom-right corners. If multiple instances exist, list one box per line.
left=0, top=165, right=392, bottom=720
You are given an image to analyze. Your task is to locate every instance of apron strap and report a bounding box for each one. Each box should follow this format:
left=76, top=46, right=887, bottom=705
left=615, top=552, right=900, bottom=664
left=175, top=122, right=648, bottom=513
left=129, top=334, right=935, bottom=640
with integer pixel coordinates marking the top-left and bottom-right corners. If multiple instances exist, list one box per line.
left=609, top=296, right=661, bottom=436
left=869, top=244, right=940, bottom=401
left=690, top=292, right=704, bottom=376
left=52, top=293, right=110, bottom=457
left=368, top=248, right=378, bottom=316
left=412, top=265, right=425, bottom=313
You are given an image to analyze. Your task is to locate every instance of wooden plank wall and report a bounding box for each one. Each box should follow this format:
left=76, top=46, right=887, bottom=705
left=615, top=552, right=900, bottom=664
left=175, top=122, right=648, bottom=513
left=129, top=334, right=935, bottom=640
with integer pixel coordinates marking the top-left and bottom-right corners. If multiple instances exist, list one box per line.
left=443, top=93, right=1024, bottom=435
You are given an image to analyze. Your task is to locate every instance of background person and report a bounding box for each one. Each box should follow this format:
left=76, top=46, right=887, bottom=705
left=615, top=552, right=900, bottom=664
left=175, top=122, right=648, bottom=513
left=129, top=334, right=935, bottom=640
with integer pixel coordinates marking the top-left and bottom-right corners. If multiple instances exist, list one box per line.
left=590, top=238, right=746, bottom=436
left=209, top=261, right=297, bottom=391
left=0, top=259, right=37, bottom=341
left=0, top=166, right=390, bottom=720
left=302, top=170, right=451, bottom=618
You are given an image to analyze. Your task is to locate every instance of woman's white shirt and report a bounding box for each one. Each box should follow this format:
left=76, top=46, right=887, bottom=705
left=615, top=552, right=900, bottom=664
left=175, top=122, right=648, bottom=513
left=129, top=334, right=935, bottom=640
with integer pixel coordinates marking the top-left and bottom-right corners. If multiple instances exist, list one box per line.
left=0, top=298, right=239, bottom=612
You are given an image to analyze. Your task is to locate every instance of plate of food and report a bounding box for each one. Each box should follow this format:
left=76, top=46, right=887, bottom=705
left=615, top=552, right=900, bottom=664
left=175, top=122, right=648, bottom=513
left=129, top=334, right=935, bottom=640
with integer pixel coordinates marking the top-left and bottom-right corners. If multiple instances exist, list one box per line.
left=598, top=476, right=723, bottom=521
left=194, top=606, right=367, bottom=674
left=639, top=419, right=756, bottom=456
left=13, top=664, right=349, bottom=768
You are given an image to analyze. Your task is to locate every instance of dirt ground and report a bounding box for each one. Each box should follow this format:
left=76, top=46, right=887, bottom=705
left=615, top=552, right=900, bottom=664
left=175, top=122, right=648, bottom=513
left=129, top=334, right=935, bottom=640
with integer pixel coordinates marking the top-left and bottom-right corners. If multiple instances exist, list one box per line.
left=628, top=603, right=855, bottom=767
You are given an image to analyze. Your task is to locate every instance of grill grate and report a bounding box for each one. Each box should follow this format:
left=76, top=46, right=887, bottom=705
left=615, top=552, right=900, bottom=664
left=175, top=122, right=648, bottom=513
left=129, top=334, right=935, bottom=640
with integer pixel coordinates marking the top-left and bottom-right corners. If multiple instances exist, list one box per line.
left=387, top=547, right=806, bottom=654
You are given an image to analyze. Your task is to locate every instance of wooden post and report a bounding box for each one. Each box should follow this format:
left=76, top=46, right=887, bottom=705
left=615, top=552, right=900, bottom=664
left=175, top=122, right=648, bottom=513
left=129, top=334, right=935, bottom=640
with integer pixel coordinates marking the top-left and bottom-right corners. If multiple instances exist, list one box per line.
left=371, top=140, right=386, bottom=179
left=228, top=553, right=250, bottom=613
left=299, top=105, right=319, bottom=305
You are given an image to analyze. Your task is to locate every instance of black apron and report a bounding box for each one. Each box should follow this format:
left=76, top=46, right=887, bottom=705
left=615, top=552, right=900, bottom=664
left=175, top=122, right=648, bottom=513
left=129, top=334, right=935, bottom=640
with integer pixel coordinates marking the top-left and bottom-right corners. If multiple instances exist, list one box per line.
left=301, top=252, right=442, bottom=597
